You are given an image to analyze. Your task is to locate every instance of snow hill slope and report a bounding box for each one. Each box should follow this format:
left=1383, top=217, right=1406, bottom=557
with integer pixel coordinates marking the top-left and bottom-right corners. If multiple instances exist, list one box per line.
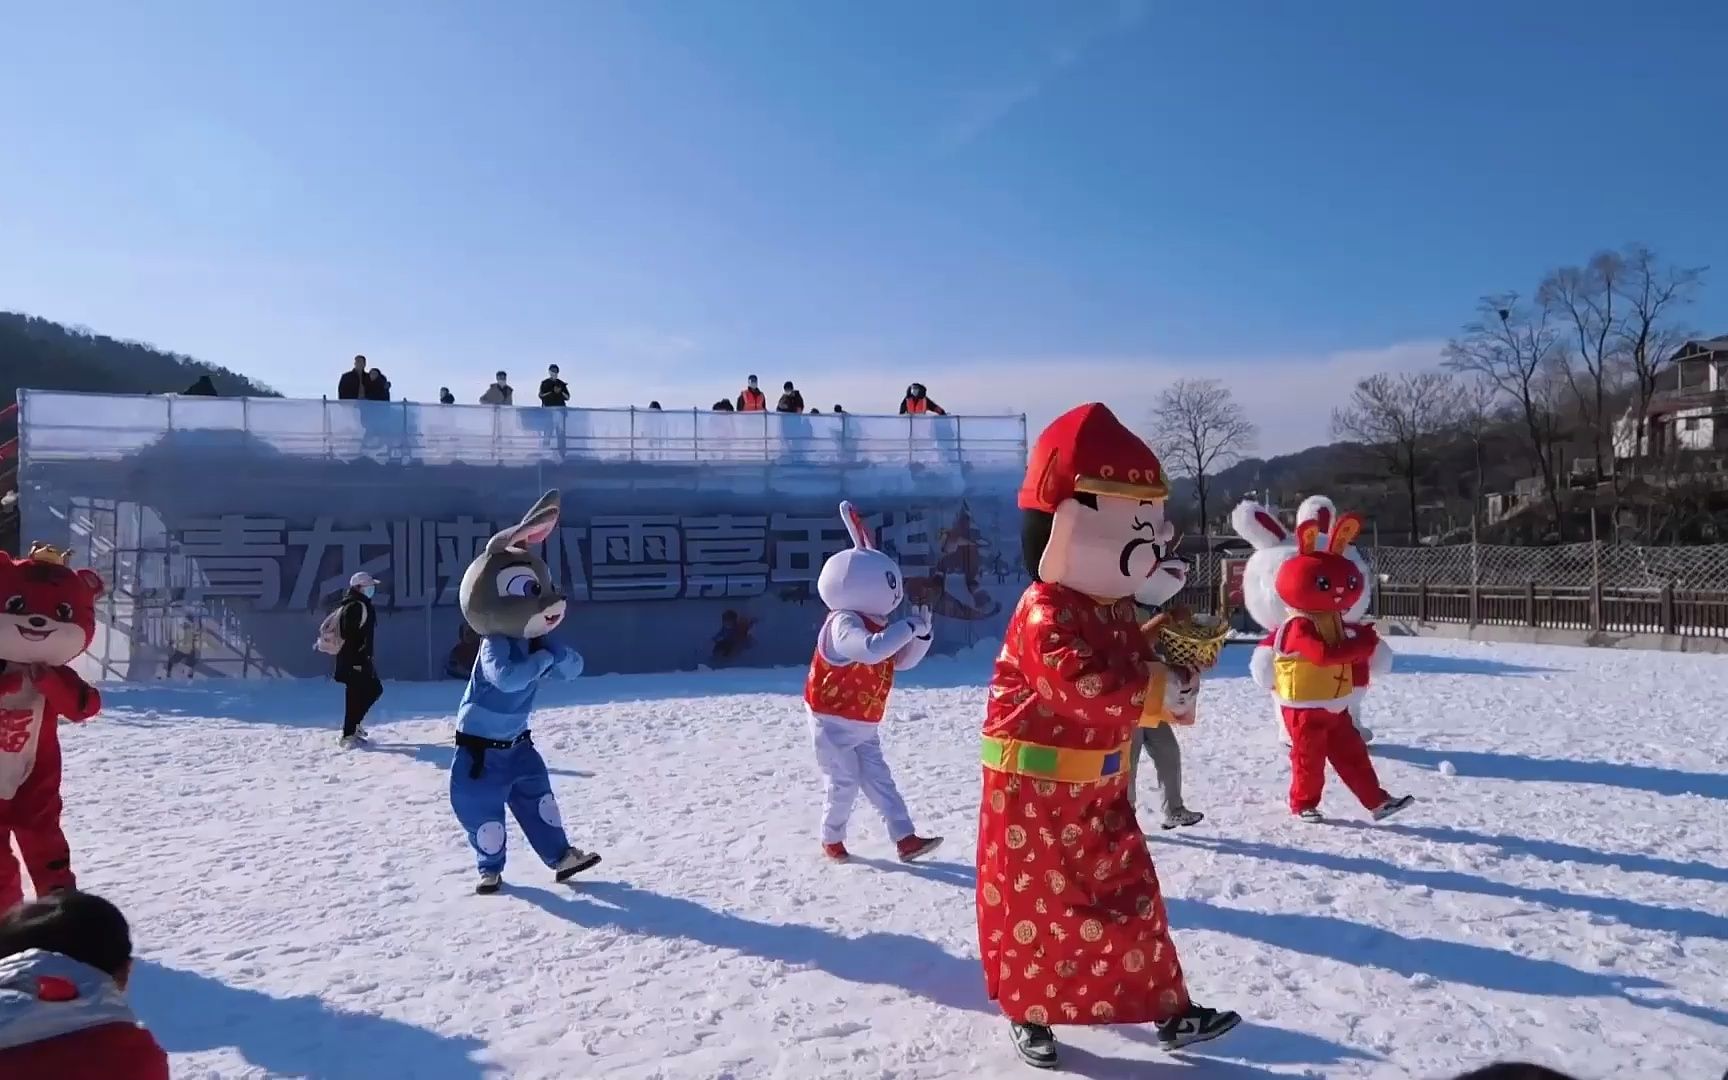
left=56, top=638, right=1728, bottom=1079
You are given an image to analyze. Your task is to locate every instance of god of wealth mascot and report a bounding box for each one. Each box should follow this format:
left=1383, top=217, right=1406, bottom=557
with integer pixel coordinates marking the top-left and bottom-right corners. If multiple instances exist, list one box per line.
left=975, top=403, right=1239, bottom=1071
left=804, top=501, right=942, bottom=864
left=0, top=544, right=104, bottom=911
left=1239, top=504, right=1414, bottom=823
left=1234, top=496, right=1381, bottom=747
left=452, top=490, right=601, bottom=895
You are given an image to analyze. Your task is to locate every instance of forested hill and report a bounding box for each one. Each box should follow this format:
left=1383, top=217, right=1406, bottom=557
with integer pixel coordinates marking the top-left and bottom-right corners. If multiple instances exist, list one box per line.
left=0, top=312, right=276, bottom=404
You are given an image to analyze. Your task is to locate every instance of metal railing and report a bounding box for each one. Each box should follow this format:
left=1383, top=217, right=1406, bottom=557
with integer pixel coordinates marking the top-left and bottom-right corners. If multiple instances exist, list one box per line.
left=16, top=390, right=1030, bottom=471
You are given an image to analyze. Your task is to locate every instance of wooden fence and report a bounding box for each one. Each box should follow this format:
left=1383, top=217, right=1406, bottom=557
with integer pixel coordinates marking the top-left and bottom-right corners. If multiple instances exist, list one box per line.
left=1172, top=546, right=1728, bottom=641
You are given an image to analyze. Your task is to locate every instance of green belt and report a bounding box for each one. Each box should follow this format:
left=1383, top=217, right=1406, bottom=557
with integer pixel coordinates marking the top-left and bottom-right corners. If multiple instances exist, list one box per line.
left=981, top=735, right=1129, bottom=783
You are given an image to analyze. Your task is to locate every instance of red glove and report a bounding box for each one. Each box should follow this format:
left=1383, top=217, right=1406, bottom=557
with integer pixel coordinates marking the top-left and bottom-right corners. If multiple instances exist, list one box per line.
left=34, top=666, right=101, bottom=723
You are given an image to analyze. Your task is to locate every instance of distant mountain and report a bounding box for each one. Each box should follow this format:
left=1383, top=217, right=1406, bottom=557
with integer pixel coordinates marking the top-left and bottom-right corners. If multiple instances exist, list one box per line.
left=0, top=312, right=276, bottom=404
left=1167, top=426, right=1535, bottom=546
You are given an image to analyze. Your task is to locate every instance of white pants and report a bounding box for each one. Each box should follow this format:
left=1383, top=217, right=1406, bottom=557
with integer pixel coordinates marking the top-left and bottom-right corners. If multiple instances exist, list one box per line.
left=809, top=713, right=914, bottom=845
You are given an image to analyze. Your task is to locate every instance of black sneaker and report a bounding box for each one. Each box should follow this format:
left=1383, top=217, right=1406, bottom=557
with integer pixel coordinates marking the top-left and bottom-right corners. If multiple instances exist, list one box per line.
left=1010, top=1022, right=1058, bottom=1069
left=1372, top=794, right=1415, bottom=821
left=1157, top=1004, right=1241, bottom=1050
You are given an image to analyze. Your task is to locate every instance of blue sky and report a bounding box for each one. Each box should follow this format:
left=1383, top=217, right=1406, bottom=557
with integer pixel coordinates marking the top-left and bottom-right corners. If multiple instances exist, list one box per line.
left=3, top=0, right=1724, bottom=452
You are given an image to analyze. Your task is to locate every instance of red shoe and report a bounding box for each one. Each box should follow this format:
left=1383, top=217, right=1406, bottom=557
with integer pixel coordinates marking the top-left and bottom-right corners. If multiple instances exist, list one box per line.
left=896, top=835, right=943, bottom=862
left=822, top=842, right=850, bottom=862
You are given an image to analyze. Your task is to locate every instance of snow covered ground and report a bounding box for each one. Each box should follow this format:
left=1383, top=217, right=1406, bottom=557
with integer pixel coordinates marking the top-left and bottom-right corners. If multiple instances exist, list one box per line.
left=57, top=637, right=1728, bottom=1079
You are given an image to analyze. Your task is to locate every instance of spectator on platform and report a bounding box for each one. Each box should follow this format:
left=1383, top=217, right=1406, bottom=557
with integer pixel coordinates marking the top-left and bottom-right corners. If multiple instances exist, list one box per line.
left=776, top=381, right=804, bottom=413
left=538, top=364, right=570, bottom=407
left=809, top=408, right=821, bottom=414
left=648, top=401, right=662, bottom=410
left=480, top=371, right=513, bottom=406
left=182, top=375, right=217, bottom=396
left=736, top=376, right=767, bottom=412
left=712, top=398, right=735, bottom=412
left=833, top=404, right=846, bottom=414
left=439, top=387, right=455, bottom=405
left=337, top=355, right=368, bottom=400
left=899, top=382, right=946, bottom=415
left=363, top=368, right=391, bottom=402
left=0, top=890, right=170, bottom=1080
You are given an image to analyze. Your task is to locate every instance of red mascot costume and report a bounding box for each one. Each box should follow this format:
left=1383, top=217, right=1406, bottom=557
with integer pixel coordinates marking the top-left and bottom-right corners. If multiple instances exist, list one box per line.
left=0, top=543, right=104, bottom=911
left=976, top=403, right=1239, bottom=1071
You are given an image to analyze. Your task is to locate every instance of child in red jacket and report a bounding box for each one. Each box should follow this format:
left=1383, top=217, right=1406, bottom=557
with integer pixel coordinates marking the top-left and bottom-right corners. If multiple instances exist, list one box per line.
left=0, top=890, right=169, bottom=1080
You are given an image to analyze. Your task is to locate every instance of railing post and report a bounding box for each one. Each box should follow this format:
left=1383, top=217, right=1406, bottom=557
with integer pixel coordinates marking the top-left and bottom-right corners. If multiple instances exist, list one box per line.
left=1589, top=512, right=1603, bottom=631
left=1525, top=580, right=1537, bottom=627
left=1661, top=579, right=1676, bottom=635
left=628, top=406, right=637, bottom=464
left=692, top=408, right=700, bottom=461
left=1418, top=580, right=1429, bottom=623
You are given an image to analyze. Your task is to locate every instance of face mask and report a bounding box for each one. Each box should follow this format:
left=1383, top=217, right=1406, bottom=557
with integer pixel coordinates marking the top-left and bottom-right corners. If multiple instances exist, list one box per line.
left=362, top=585, right=376, bottom=598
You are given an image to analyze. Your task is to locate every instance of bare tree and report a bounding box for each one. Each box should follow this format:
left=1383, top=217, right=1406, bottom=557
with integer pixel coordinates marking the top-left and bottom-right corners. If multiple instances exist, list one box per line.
left=1613, top=244, right=1705, bottom=463
left=1539, top=252, right=1625, bottom=482
left=1453, top=376, right=1500, bottom=518
left=1149, top=378, right=1256, bottom=536
left=1444, top=294, right=1567, bottom=534
left=1330, top=371, right=1460, bottom=542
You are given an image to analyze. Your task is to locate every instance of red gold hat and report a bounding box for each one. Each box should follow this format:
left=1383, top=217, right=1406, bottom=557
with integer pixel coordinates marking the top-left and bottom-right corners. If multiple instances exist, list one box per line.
left=1018, top=403, right=1168, bottom=513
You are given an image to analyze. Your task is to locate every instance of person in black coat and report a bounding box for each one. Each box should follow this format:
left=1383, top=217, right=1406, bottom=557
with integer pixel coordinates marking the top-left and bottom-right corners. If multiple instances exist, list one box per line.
left=332, top=572, right=382, bottom=747
left=338, top=356, right=367, bottom=400
left=776, top=381, right=804, bottom=413
left=363, top=368, right=391, bottom=401
left=538, top=364, right=570, bottom=407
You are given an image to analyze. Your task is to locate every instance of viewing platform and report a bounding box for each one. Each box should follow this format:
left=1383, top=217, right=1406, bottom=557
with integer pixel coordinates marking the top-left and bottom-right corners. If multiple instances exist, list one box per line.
left=17, top=390, right=1028, bottom=472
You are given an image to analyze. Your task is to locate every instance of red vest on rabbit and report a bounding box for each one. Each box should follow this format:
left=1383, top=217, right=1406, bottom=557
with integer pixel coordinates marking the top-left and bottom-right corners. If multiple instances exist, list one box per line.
left=803, top=613, right=897, bottom=723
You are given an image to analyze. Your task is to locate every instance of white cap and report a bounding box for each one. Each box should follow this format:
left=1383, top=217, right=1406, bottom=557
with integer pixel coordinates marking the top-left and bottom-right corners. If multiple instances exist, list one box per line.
left=350, top=571, right=379, bottom=589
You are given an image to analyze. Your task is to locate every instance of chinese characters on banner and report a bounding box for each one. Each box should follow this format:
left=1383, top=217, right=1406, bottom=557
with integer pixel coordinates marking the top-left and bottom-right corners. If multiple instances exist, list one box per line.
left=169, top=510, right=941, bottom=610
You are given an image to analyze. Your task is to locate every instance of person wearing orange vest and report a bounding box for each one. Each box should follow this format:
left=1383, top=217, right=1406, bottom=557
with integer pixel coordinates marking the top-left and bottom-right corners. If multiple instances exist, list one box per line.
left=804, top=501, right=941, bottom=864
left=736, top=375, right=767, bottom=412
left=1126, top=543, right=1206, bottom=830
left=899, top=382, right=946, bottom=415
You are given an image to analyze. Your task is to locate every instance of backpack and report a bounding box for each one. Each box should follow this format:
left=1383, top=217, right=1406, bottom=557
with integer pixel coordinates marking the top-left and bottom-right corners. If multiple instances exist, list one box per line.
left=313, top=600, right=366, bottom=655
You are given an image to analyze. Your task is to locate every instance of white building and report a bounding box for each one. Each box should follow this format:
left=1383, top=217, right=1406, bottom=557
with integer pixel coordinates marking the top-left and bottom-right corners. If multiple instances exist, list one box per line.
left=1613, top=336, right=1728, bottom=458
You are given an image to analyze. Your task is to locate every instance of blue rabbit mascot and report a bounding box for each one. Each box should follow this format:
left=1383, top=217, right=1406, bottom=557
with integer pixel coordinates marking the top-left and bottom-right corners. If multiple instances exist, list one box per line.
left=451, top=489, right=601, bottom=895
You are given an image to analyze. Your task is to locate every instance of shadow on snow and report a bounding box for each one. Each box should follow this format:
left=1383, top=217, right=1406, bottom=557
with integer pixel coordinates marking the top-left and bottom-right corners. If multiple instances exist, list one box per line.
left=133, top=960, right=488, bottom=1079
left=1370, top=744, right=1728, bottom=801
left=523, top=880, right=1369, bottom=1074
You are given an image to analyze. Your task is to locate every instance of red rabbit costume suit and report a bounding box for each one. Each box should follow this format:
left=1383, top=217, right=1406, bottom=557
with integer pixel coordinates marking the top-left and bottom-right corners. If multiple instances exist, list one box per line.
left=0, top=544, right=104, bottom=911
left=1260, top=514, right=1413, bottom=824
left=976, top=403, right=1238, bottom=1070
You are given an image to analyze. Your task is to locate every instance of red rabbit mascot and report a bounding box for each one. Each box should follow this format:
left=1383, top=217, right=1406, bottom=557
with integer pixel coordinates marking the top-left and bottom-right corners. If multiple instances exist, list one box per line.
left=1268, top=514, right=1414, bottom=824
left=0, top=543, right=104, bottom=912
left=977, top=403, right=1239, bottom=1071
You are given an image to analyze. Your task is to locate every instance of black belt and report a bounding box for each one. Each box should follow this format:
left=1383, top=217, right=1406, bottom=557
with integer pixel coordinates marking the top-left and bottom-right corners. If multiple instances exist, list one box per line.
left=455, top=730, right=532, bottom=778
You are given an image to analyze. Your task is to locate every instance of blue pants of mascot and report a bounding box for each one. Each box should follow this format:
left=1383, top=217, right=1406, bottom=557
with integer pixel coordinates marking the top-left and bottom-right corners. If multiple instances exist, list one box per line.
left=449, top=740, right=571, bottom=874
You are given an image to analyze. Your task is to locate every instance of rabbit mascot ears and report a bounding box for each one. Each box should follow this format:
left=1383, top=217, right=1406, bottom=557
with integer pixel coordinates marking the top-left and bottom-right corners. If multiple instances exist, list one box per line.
left=816, top=501, right=907, bottom=620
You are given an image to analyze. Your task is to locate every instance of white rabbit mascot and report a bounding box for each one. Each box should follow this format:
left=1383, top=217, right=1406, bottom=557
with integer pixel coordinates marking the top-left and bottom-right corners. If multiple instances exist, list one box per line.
left=1232, top=497, right=1383, bottom=747
left=805, top=501, right=944, bottom=865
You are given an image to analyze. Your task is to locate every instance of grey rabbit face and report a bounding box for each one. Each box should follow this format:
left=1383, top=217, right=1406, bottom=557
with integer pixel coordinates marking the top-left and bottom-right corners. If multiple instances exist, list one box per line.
left=459, top=489, right=568, bottom=639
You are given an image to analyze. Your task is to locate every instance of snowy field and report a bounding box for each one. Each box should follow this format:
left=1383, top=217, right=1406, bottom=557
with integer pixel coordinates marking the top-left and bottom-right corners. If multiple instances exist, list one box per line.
left=58, top=637, right=1728, bottom=1079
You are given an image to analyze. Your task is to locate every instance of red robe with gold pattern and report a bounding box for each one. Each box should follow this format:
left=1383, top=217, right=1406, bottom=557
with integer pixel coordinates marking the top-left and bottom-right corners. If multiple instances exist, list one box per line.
left=976, top=581, right=1190, bottom=1026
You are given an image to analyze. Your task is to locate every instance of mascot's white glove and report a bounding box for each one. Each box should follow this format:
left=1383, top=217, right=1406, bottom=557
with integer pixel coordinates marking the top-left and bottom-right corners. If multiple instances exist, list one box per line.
left=907, top=604, right=934, bottom=640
